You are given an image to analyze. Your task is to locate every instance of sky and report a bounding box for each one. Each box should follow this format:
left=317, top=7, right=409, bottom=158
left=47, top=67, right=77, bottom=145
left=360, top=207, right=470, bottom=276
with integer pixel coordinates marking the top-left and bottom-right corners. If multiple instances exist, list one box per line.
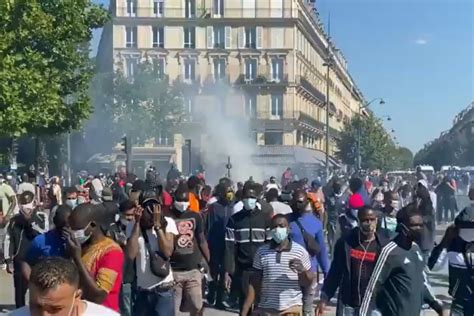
left=90, top=0, right=474, bottom=154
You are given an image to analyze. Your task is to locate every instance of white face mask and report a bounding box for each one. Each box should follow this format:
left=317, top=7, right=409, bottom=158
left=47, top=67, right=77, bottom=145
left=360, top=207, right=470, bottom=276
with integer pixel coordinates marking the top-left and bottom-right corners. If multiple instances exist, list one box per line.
left=174, top=201, right=189, bottom=212
left=459, top=229, right=474, bottom=242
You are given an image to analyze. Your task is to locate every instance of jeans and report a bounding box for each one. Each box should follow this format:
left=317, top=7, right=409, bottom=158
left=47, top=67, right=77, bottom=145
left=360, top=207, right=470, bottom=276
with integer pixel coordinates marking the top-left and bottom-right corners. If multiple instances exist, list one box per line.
left=342, top=306, right=360, bottom=316
left=120, top=283, right=133, bottom=316
left=134, top=288, right=175, bottom=316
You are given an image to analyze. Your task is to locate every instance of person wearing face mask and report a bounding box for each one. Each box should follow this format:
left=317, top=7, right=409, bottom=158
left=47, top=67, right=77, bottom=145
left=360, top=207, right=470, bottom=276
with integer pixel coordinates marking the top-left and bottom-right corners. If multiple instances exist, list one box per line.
left=64, top=203, right=124, bottom=312
left=378, top=191, right=400, bottom=236
left=428, top=188, right=474, bottom=316
left=289, top=189, right=329, bottom=316
left=317, top=206, right=389, bottom=316
left=359, top=204, right=447, bottom=316
left=241, top=214, right=314, bottom=316
left=339, top=193, right=365, bottom=238
left=8, top=257, right=119, bottom=316
left=5, top=191, right=47, bottom=308
left=21, top=205, right=73, bottom=282
left=225, top=183, right=272, bottom=314
left=205, top=181, right=235, bottom=308
left=168, top=185, right=210, bottom=316
left=125, top=193, right=178, bottom=316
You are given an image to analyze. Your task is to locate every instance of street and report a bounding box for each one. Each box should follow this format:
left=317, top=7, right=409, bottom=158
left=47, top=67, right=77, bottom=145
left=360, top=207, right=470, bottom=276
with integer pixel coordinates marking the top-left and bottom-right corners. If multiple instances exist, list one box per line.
left=0, top=224, right=452, bottom=316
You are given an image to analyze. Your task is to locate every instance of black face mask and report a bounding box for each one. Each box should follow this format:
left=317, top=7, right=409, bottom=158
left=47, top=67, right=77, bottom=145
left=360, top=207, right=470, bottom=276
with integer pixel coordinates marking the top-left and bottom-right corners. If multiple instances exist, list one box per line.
left=398, top=223, right=422, bottom=243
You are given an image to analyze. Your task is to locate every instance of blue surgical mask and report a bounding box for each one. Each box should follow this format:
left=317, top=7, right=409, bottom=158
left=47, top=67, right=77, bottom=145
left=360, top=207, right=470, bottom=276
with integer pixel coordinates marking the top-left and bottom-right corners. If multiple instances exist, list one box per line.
left=271, top=227, right=288, bottom=244
left=66, top=199, right=78, bottom=209
left=243, top=198, right=257, bottom=210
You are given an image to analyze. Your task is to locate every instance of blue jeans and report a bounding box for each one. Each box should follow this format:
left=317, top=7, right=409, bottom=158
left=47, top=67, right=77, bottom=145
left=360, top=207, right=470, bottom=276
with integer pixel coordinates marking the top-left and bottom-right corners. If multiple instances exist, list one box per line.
left=134, top=288, right=175, bottom=316
left=120, top=283, right=133, bottom=316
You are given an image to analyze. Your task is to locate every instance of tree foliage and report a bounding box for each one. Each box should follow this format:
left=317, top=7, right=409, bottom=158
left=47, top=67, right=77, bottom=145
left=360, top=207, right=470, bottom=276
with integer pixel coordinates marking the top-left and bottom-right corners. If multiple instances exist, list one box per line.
left=0, top=0, right=109, bottom=137
left=93, top=61, right=185, bottom=145
left=336, top=114, right=402, bottom=171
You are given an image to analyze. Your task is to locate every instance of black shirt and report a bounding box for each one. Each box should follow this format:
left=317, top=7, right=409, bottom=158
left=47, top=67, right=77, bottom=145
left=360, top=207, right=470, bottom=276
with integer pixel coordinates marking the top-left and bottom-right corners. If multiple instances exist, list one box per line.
left=169, top=210, right=204, bottom=271
left=349, top=239, right=380, bottom=307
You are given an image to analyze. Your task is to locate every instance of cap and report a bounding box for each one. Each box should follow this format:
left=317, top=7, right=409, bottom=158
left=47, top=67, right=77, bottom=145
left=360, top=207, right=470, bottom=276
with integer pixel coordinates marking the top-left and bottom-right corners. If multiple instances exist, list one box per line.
left=102, top=187, right=113, bottom=201
left=348, top=193, right=364, bottom=209
left=311, top=180, right=322, bottom=188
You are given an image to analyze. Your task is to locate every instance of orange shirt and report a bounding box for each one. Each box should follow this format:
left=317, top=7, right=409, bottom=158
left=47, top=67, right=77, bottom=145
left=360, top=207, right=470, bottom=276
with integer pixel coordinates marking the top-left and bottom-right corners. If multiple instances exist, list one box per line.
left=189, top=192, right=200, bottom=213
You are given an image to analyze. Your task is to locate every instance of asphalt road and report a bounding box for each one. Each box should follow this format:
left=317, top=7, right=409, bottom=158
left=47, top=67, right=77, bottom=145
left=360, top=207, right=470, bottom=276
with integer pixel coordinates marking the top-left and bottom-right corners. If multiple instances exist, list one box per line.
left=0, top=224, right=453, bottom=315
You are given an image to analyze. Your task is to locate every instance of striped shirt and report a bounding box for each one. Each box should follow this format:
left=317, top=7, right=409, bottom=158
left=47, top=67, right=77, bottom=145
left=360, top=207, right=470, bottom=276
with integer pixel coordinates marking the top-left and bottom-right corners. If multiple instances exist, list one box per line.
left=253, top=242, right=311, bottom=311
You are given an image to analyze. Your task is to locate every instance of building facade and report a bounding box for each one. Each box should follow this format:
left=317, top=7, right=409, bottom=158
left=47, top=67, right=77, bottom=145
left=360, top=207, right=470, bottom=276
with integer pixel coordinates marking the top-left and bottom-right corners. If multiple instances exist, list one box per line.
left=96, top=0, right=365, bottom=166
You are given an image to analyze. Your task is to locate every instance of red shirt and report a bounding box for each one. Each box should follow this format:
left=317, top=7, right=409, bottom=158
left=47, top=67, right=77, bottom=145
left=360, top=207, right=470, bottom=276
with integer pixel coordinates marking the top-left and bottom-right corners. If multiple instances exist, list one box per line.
left=81, top=238, right=124, bottom=312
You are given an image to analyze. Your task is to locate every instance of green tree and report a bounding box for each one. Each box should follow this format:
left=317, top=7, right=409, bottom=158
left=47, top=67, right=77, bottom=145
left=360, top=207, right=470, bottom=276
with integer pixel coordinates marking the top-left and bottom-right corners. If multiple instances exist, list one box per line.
left=390, top=146, right=414, bottom=170
left=95, top=60, right=185, bottom=145
left=0, top=0, right=109, bottom=137
left=336, top=114, right=394, bottom=170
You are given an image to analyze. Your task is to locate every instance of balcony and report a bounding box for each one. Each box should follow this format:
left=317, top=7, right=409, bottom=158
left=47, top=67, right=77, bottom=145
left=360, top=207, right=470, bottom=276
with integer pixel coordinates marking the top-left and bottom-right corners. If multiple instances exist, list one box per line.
left=234, top=73, right=289, bottom=87
left=114, top=7, right=295, bottom=19
left=296, top=75, right=326, bottom=105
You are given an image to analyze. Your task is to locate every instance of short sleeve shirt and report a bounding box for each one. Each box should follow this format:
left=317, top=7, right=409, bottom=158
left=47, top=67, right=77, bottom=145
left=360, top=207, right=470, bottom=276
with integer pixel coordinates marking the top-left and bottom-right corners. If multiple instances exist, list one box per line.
left=253, top=242, right=311, bottom=311
left=170, top=211, right=204, bottom=271
left=81, top=238, right=124, bottom=312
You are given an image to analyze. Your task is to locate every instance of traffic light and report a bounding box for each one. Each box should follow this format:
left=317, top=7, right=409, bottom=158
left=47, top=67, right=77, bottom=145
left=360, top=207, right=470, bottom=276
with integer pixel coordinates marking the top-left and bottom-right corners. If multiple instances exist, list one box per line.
left=121, top=136, right=128, bottom=154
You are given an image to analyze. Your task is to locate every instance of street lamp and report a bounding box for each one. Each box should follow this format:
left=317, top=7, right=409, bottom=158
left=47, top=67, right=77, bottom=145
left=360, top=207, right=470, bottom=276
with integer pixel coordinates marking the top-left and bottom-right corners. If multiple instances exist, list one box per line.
left=357, top=98, right=385, bottom=171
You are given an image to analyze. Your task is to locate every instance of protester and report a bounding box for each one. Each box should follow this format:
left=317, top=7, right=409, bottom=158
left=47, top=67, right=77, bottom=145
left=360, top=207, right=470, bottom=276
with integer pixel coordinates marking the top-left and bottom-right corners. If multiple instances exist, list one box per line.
left=359, top=204, right=446, bottom=316
left=168, top=185, right=210, bottom=316
left=126, top=192, right=178, bottom=316
left=49, top=176, right=62, bottom=208
left=187, top=176, right=202, bottom=213
left=317, top=206, right=389, bottom=315
left=205, top=181, right=235, bottom=308
left=289, top=189, right=329, bottom=315
left=22, top=205, right=72, bottom=280
left=266, top=188, right=292, bottom=216
left=225, top=183, right=272, bottom=313
left=379, top=191, right=400, bottom=235
left=8, top=257, right=119, bottom=315
left=416, top=180, right=436, bottom=263
left=106, top=200, right=136, bottom=316
left=101, top=187, right=119, bottom=218
left=241, top=214, right=314, bottom=316
left=265, top=176, right=281, bottom=193
left=65, top=203, right=124, bottom=312
left=428, top=188, right=474, bottom=316
left=339, top=193, right=364, bottom=237
left=436, top=176, right=458, bottom=223
left=325, top=181, right=345, bottom=253
left=281, top=167, right=293, bottom=188
left=5, top=191, right=48, bottom=308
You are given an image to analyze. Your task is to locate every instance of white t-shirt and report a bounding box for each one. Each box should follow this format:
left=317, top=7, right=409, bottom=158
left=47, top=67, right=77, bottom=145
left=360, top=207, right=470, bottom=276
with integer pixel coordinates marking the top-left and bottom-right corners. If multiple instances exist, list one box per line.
left=8, top=301, right=119, bottom=316
left=126, top=217, right=179, bottom=290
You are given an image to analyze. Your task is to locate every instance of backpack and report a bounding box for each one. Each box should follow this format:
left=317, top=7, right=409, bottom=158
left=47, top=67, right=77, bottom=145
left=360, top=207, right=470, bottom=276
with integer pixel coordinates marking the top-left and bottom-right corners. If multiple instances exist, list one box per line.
left=294, top=219, right=320, bottom=256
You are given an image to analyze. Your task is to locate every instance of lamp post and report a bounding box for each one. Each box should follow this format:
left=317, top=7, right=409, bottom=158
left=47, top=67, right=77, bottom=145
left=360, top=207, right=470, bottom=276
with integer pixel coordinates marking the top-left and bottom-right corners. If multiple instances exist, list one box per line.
left=357, top=98, right=385, bottom=171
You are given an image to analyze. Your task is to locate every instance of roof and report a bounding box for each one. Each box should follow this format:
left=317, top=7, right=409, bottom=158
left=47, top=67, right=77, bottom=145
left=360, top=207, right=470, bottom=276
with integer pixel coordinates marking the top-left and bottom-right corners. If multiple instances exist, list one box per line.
left=252, top=146, right=340, bottom=167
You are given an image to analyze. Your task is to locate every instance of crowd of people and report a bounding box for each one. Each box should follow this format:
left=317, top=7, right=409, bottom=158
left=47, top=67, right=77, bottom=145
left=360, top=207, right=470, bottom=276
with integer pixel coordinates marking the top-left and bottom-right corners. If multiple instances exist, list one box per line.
left=0, top=165, right=472, bottom=316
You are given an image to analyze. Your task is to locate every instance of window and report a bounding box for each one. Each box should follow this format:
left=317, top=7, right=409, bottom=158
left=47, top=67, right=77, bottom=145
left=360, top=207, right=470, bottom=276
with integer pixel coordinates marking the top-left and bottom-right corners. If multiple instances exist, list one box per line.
left=213, top=26, right=225, bottom=49
left=152, top=58, right=165, bottom=79
left=245, top=94, right=257, bottom=118
left=245, top=27, right=256, bottom=49
left=125, top=27, right=137, bottom=48
left=126, top=0, right=136, bottom=16
left=213, top=0, right=224, bottom=17
left=244, top=59, right=257, bottom=81
left=271, top=58, right=284, bottom=82
left=264, top=130, right=283, bottom=145
left=153, top=0, right=164, bottom=16
left=124, top=56, right=139, bottom=77
left=184, top=27, right=196, bottom=48
left=184, top=0, right=196, bottom=18
left=152, top=27, right=164, bottom=48
left=271, top=94, right=283, bottom=118
left=213, top=58, right=226, bottom=80
left=184, top=96, right=194, bottom=117
left=243, top=0, right=256, bottom=18
left=183, top=59, right=196, bottom=82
